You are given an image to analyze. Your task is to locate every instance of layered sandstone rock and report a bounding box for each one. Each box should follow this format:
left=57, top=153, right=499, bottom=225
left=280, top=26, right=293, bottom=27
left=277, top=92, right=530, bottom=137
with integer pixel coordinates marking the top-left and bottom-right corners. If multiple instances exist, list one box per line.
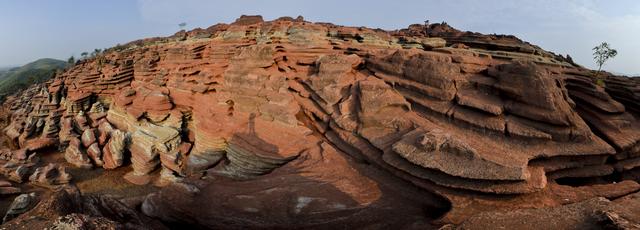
left=64, top=137, right=92, bottom=169
left=102, top=129, right=128, bottom=169
left=0, top=180, right=20, bottom=195
left=1, top=15, right=639, bottom=228
left=28, top=163, right=71, bottom=188
left=125, top=124, right=181, bottom=185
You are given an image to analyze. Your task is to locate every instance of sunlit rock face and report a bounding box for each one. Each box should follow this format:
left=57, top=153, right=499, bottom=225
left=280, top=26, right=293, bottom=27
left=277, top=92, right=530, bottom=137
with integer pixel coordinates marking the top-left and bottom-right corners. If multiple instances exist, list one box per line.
left=2, top=15, right=640, bottom=228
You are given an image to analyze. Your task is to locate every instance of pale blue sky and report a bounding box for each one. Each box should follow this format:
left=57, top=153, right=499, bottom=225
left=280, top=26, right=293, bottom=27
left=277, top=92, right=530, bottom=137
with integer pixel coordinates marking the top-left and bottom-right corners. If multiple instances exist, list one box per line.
left=0, top=0, right=638, bottom=75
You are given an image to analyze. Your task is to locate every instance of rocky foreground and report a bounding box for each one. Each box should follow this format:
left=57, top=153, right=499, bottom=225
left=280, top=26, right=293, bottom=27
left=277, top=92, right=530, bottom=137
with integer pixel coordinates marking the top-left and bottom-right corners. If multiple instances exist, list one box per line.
left=0, top=15, right=639, bottom=229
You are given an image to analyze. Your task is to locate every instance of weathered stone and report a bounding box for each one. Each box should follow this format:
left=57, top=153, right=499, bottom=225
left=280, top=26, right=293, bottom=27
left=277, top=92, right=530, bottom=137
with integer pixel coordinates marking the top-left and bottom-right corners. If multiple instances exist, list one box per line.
left=456, top=193, right=640, bottom=229
left=3, top=192, right=38, bottom=223
left=0, top=162, right=32, bottom=183
left=28, top=163, right=71, bottom=188
left=103, top=129, right=127, bottom=169
left=64, top=137, right=92, bottom=169
left=420, top=37, right=446, bottom=49
left=0, top=180, right=20, bottom=195
left=125, top=124, right=180, bottom=185
left=74, top=111, right=89, bottom=131
left=393, top=128, right=528, bottom=181
left=86, top=143, right=103, bottom=166
left=81, top=128, right=97, bottom=147
left=1, top=185, right=167, bottom=229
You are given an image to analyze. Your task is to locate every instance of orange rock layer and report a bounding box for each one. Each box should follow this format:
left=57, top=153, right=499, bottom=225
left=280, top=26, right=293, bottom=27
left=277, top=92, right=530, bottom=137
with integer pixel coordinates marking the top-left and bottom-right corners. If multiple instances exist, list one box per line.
left=2, top=15, right=640, bottom=227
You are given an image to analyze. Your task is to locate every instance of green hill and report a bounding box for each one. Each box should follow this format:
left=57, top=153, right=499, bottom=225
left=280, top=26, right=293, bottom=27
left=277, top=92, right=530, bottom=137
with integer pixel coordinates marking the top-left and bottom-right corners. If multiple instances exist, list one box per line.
left=0, top=58, right=67, bottom=100
left=0, top=67, right=16, bottom=80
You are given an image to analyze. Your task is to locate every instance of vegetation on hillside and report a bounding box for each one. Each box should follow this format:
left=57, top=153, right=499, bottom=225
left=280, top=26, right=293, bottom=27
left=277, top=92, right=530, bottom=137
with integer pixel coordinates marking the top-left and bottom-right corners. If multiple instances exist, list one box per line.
left=0, top=58, right=67, bottom=100
left=593, top=42, right=618, bottom=74
left=592, top=42, right=618, bottom=86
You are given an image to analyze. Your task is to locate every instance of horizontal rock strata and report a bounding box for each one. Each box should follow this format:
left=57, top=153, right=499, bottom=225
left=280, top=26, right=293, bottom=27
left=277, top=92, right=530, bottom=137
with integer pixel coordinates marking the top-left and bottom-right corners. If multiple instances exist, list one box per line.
left=1, top=15, right=639, bottom=227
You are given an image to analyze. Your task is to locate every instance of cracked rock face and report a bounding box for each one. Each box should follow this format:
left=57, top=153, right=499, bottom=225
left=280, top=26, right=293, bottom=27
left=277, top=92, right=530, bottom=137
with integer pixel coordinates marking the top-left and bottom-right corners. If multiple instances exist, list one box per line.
left=1, top=15, right=640, bottom=228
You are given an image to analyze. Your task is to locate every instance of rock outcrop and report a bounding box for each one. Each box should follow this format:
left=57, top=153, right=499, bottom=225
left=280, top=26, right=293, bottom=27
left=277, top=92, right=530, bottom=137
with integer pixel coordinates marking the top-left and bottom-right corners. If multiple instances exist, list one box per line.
left=1, top=15, right=639, bottom=228
left=2, top=192, right=38, bottom=224
left=0, top=180, right=20, bottom=195
left=452, top=191, right=640, bottom=230
left=28, top=163, right=71, bottom=188
left=1, top=186, right=167, bottom=229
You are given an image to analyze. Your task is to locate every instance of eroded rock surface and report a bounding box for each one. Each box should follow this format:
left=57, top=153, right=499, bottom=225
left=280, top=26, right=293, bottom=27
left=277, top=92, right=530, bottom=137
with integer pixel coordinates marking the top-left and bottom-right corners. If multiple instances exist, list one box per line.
left=453, top=192, right=640, bottom=230
left=1, top=15, right=639, bottom=229
left=1, top=186, right=167, bottom=229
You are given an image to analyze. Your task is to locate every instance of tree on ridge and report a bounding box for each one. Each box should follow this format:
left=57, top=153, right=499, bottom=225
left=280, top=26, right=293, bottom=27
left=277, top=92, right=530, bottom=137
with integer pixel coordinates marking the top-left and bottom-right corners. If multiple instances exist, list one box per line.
left=592, top=42, right=617, bottom=85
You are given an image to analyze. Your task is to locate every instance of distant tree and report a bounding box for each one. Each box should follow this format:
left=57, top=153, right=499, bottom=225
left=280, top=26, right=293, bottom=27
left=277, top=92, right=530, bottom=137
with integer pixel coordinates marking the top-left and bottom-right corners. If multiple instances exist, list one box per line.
left=67, top=56, right=75, bottom=65
left=593, top=42, right=617, bottom=78
left=81, top=52, right=89, bottom=59
left=179, top=22, right=187, bottom=30
left=91, top=48, right=102, bottom=58
left=113, top=43, right=125, bottom=51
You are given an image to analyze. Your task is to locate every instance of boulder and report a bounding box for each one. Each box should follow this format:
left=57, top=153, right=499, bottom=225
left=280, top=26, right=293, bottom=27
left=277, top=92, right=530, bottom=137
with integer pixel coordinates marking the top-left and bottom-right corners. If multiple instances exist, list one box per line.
left=102, top=129, right=128, bottom=170
left=81, top=128, right=97, bottom=147
left=0, top=162, right=32, bottom=183
left=74, top=111, right=89, bottom=132
left=3, top=192, right=38, bottom=223
left=97, top=121, right=114, bottom=145
left=125, top=125, right=180, bottom=185
left=86, top=143, right=103, bottom=166
left=421, top=37, right=446, bottom=49
left=64, top=137, right=92, bottom=169
left=28, top=163, right=71, bottom=188
left=0, top=180, right=20, bottom=195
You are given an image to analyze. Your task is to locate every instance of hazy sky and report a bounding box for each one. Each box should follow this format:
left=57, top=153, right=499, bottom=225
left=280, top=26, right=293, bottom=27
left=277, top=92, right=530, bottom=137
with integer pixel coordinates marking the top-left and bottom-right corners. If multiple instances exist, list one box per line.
left=0, top=0, right=638, bottom=75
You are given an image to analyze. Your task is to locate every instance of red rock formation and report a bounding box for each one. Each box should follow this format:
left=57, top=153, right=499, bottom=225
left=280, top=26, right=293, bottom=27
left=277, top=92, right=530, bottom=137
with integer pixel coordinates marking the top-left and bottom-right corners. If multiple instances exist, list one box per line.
left=28, top=163, right=71, bottom=188
left=0, top=180, right=20, bottom=195
left=1, top=15, right=639, bottom=228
